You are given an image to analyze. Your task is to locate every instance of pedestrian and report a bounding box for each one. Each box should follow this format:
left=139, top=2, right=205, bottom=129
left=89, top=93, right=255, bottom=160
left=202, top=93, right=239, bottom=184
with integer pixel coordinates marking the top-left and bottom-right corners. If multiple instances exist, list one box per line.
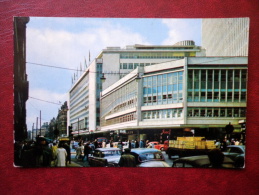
left=145, top=140, right=150, bottom=148
left=220, top=139, right=227, bottom=151
left=135, top=140, right=139, bottom=148
left=51, top=142, right=58, bottom=166
left=225, top=122, right=234, bottom=140
left=118, top=148, right=136, bottom=167
left=63, top=143, right=71, bottom=166
left=76, top=143, right=84, bottom=160
left=208, top=148, right=225, bottom=168
left=118, top=140, right=123, bottom=150
left=102, top=140, right=106, bottom=148
left=110, top=140, right=114, bottom=148
left=139, top=140, right=145, bottom=148
left=56, top=143, right=67, bottom=167
left=83, top=142, right=92, bottom=162
left=131, top=140, right=135, bottom=148
left=34, top=137, right=53, bottom=167
left=128, top=140, right=132, bottom=149
left=215, top=139, right=221, bottom=149
left=93, top=139, right=98, bottom=148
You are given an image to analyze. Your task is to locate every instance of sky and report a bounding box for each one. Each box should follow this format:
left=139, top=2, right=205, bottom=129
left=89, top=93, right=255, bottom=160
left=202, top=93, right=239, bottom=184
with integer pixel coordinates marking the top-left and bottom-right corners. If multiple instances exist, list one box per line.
left=26, top=17, right=202, bottom=130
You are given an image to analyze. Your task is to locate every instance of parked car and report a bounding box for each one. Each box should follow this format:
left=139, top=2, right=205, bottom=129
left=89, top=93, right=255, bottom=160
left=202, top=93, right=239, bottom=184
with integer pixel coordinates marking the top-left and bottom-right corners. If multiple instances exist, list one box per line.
left=223, top=145, right=245, bottom=168
left=172, top=155, right=235, bottom=168
left=130, top=148, right=170, bottom=167
left=88, top=148, right=122, bottom=167
left=148, top=141, right=165, bottom=151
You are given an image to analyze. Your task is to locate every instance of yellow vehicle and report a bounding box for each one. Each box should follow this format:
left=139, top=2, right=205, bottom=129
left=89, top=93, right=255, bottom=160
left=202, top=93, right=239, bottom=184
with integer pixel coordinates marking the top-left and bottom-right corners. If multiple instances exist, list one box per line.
left=58, top=137, right=70, bottom=145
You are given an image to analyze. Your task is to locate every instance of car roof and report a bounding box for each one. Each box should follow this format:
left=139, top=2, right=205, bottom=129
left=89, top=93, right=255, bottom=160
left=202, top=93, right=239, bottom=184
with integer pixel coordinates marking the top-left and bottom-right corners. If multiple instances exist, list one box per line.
left=94, top=148, right=121, bottom=151
left=227, top=145, right=245, bottom=149
left=226, top=145, right=245, bottom=151
left=131, top=148, right=160, bottom=154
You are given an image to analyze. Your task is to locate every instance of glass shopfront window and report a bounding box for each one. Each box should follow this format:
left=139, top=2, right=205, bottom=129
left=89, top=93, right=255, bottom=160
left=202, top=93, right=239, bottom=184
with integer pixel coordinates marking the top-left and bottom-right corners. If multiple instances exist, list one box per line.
left=143, top=71, right=184, bottom=106
left=187, top=69, right=247, bottom=103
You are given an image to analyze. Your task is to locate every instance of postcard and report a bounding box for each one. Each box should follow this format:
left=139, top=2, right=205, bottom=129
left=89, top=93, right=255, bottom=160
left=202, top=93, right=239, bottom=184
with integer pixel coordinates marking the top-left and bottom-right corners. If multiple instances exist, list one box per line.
left=14, top=17, right=249, bottom=168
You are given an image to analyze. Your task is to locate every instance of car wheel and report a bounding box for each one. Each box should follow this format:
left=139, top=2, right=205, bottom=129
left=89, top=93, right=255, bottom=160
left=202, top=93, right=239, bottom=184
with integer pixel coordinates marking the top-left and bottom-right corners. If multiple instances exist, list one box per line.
left=160, top=147, right=164, bottom=151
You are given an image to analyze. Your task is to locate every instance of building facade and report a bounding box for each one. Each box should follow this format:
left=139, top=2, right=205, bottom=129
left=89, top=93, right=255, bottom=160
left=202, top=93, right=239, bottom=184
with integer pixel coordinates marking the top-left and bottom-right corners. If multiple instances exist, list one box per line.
left=14, top=17, right=30, bottom=141
left=100, top=57, right=247, bottom=141
left=69, top=41, right=205, bottom=138
left=202, top=18, right=249, bottom=57
left=56, top=101, right=68, bottom=136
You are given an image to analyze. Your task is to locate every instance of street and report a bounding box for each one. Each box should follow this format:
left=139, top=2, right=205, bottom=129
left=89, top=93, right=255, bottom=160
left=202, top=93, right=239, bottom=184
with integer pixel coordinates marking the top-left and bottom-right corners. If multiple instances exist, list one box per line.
left=67, top=149, right=174, bottom=168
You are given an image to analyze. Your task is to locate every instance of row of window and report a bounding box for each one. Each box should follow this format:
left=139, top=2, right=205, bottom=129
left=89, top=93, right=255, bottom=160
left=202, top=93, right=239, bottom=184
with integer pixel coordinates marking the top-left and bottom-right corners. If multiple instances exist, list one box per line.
left=104, top=112, right=137, bottom=126
left=187, top=69, right=247, bottom=102
left=187, top=91, right=246, bottom=102
left=120, top=52, right=193, bottom=59
left=70, top=74, right=89, bottom=99
left=141, top=107, right=246, bottom=120
left=188, top=69, right=247, bottom=89
left=142, top=108, right=183, bottom=119
left=120, top=62, right=157, bottom=69
left=188, top=107, right=246, bottom=117
left=143, top=93, right=183, bottom=105
left=101, top=80, right=137, bottom=117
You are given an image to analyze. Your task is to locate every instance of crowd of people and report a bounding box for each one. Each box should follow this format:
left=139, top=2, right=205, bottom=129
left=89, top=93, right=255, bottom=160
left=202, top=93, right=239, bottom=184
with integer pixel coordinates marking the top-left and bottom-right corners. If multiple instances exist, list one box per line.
left=14, top=137, right=72, bottom=168
left=214, top=138, right=245, bottom=151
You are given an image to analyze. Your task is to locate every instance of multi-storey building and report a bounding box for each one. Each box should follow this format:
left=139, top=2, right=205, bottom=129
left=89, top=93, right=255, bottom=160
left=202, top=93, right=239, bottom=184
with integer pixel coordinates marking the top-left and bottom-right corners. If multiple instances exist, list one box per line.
left=202, top=18, right=249, bottom=56
left=56, top=101, right=68, bottom=136
left=14, top=17, right=30, bottom=141
left=69, top=41, right=205, bottom=138
left=100, top=57, right=247, bottom=141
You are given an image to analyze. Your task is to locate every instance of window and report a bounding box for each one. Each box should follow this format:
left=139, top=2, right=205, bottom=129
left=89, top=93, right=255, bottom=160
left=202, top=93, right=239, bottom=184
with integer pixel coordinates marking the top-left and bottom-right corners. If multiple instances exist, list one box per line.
left=123, top=63, right=127, bottom=69
left=128, top=63, right=133, bottom=69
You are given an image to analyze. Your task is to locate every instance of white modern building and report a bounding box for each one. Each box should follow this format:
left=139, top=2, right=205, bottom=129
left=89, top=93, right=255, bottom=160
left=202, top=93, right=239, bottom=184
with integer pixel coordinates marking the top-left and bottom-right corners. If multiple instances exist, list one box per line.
left=202, top=18, right=249, bottom=57
left=100, top=57, right=247, bottom=141
left=68, top=41, right=205, bottom=138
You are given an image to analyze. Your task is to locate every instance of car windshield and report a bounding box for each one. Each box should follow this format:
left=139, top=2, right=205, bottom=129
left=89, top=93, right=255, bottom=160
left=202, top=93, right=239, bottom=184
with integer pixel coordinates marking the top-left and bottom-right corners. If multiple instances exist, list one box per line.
left=225, top=147, right=243, bottom=153
left=138, top=152, right=163, bottom=162
left=102, top=150, right=121, bottom=157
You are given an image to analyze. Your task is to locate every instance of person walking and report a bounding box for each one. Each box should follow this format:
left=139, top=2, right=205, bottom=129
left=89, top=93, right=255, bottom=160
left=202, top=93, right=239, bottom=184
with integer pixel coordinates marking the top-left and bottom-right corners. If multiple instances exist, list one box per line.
left=56, top=143, right=67, bottom=167
left=118, top=148, right=136, bottom=167
left=76, top=143, right=84, bottom=160
left=83, top=142, right=92, bottom=162
left=140, top=140, right=145, bottom=148
left=51, top=142, right=58, bottom=166
left=63, top=143, right=71, bottom=166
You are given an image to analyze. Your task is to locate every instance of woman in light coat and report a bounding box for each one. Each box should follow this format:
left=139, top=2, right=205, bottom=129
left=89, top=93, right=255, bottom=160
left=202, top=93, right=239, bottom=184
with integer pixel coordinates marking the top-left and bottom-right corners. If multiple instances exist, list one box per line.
left=56, top=144, right=67, bottom=167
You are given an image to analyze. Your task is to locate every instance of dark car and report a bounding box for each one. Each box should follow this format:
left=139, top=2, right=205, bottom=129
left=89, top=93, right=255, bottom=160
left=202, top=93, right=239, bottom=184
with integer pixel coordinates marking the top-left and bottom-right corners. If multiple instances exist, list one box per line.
left=130, top=148, right=170, bottom=167
left=88, top=148, right=122, bottom=167
left=172, top=155, right=235, bottom=168
left=223, top=145, right=245, bottom=168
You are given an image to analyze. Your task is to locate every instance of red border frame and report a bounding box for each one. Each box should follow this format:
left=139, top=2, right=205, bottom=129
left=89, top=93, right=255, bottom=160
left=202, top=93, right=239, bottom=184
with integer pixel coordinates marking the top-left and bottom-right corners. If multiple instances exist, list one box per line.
left=1, top=0, right=259, bottom=194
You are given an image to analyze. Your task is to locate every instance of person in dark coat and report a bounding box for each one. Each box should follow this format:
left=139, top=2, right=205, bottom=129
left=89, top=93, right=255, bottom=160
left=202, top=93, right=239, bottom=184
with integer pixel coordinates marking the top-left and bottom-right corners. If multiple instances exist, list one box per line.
left=118, top=148, right=136, bottom=167
left=208, top=148, right=225, bottom=168
left=63, top=143, right=71, bottom=165
left=83, top=142, right=92, bottom=162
